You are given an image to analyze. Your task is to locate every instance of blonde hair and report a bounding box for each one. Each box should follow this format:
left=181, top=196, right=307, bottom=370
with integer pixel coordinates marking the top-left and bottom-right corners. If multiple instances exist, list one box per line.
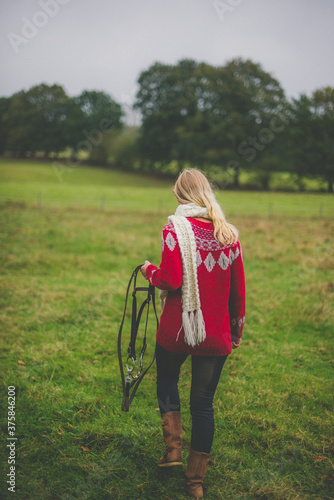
left=173, top=169, right=238, bottom=245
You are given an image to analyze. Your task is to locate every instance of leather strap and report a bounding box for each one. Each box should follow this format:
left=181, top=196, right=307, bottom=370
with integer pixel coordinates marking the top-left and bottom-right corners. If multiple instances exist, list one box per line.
left=117, top=265, right=159, bottom=412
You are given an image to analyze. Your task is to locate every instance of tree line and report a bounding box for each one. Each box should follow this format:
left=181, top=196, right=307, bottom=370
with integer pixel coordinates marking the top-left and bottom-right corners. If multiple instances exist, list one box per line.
left=0, top=58, right=333, bottom=191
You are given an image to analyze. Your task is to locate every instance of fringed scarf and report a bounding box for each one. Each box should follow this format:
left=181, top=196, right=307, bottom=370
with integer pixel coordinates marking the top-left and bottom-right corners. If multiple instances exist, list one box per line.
left=160, top=202, right=209, bottom=347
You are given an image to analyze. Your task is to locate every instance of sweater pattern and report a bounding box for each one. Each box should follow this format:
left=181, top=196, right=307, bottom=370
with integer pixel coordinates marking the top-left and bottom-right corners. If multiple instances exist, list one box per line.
left=163, top=224, right=242, bottom=274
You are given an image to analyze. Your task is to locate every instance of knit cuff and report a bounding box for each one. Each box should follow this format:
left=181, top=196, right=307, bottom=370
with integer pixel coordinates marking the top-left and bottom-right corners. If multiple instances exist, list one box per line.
left=230, top=316, right=245, bottom=339
left=146, top=264, right=158, bottom=284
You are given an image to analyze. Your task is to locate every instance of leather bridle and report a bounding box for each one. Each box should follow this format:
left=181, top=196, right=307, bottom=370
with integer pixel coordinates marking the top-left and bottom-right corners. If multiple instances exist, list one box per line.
left=117, top=265, right=159, bottom=412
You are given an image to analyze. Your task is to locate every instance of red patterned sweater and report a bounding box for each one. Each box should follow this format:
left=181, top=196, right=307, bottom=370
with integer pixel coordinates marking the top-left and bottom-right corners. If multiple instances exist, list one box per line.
left=146, top=218, right=246, bottom=356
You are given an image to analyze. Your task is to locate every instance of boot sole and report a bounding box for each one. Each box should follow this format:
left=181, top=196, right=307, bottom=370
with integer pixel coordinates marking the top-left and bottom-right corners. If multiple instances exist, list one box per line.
left=158, top=461, right=183, bottom=467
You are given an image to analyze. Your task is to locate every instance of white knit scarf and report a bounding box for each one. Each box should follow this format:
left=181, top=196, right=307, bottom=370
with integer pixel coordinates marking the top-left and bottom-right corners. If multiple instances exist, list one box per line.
left=160, top=202, right=209, bottom=346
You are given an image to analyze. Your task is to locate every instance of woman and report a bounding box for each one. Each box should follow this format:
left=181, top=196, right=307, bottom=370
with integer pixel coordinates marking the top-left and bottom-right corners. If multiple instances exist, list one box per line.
left=141, top=169, right=245, bottom=499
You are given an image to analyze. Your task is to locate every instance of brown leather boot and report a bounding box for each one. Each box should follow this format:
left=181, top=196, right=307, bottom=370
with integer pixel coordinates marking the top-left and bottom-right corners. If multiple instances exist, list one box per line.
left=158, top=411, right=182, bottom=467
left=185, top=449, right=211, bottom=499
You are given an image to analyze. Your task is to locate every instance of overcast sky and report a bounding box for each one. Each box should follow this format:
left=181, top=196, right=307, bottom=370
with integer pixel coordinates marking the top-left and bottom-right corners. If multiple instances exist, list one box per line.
left=1, top=0, right=334, bottom=123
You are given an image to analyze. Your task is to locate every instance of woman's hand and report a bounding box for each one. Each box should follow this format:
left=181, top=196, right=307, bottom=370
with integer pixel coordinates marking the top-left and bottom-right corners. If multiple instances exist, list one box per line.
left=140, top=260, right=151, bottom=280
left=232, top=336, right=242, bottom=349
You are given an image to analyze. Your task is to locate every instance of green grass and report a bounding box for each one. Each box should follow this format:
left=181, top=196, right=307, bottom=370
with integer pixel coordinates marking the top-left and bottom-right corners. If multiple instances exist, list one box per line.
left=0, top=159, right=333, bottom=218
left=0, top=160, right=333, bottom=499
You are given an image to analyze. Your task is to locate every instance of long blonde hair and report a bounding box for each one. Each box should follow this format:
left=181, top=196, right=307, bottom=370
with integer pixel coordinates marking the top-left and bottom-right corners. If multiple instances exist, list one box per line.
left=173, top=169, right=238, bottom=245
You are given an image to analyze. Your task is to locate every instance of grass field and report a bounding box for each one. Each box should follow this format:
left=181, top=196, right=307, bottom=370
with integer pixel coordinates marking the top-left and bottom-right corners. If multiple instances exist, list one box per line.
left=0, top=159, right=333, bottom=218
left=0, top=160, right=333, bottom=499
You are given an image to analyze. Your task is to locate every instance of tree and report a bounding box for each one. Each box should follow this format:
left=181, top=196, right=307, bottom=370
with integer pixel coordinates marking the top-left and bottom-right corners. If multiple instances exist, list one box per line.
left=222, top=58, right=287, bottom=188
left=2, top=85, right=124, bottom=161
left=4, top=91, right=32, bottom=156
left=106, top=127, right=140, bottom=169
left=312, top=87, right=334, bottom=192
left=71, top=90, right=124, bottom=161
left=27, top=83, right=69, bottom=156
left=135, top=60, right=193, bottom=169
left=289, top=88, right=334, bottom=192
left=75, top=90, right=123, bottom=134
left=134, top=58, right=287, bottom=185
left=0, top=97, right=12, bottom=154
left=5, top=84, right=69, bottom=157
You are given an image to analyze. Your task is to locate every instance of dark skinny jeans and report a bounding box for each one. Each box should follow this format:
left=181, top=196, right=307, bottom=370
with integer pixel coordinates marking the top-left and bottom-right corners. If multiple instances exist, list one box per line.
left=155, top=342, right=227, bottom=454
